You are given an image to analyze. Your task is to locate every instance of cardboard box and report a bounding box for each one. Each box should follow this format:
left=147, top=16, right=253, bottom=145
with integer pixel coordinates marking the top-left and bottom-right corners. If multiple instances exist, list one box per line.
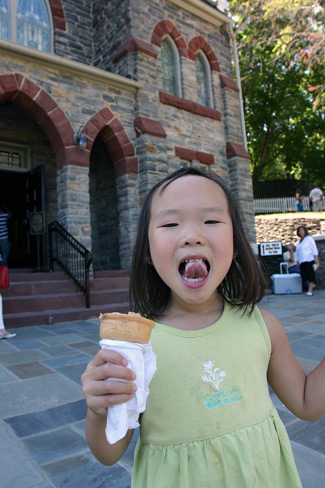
left=271, top=273, right=302, bottom=294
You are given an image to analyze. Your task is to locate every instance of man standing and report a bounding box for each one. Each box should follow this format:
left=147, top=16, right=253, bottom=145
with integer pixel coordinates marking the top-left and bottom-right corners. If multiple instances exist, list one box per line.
left=309, top=184, right=323, bottom=212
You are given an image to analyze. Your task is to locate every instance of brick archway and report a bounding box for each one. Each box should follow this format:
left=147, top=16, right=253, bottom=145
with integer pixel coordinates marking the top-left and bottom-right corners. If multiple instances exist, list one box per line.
left=188, top=36, right=220, bottom=71
left=151, top=19, right=188, bottom=57
left=49, top=0, right=66, bottom=30
left=84, top=108, right=138, bottom=177
left=0, top=73, right=74, bottom=169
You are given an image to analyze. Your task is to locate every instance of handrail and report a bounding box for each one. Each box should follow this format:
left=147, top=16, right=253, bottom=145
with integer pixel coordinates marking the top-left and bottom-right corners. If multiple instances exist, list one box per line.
left=48, top=221, right=93, bottom=308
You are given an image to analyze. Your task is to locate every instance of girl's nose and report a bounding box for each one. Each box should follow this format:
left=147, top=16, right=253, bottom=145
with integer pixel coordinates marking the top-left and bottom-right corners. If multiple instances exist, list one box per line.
left=180, top=226, right=206, bottom=247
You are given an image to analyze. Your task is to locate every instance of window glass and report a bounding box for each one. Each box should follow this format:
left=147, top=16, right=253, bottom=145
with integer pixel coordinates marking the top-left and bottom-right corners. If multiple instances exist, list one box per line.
left=195, top=51, right=211, bottom=107
left=161, top=37, right=176, bottom=95
left=0, top=0, right=9, bottom=39
left=17, top=0, right=50, bottom=51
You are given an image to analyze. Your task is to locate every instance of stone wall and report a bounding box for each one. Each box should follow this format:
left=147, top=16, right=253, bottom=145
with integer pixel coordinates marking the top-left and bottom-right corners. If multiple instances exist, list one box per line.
left=54, top=0, right=93, bottom=63
left=255, top=214, right=325, bottom=289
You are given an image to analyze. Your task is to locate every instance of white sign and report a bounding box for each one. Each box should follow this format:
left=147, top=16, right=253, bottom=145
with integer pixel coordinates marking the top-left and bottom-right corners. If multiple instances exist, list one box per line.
left=260, top=241, right=282, bottom=256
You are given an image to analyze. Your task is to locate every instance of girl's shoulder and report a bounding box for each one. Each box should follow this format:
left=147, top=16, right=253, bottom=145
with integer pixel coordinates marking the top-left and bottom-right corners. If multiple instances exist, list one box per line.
left=258, top=307, right=287, bottom=354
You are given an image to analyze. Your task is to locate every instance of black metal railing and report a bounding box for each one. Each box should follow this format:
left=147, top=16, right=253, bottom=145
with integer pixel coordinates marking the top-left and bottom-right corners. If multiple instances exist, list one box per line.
left=48, top=221, right=93, bottom=308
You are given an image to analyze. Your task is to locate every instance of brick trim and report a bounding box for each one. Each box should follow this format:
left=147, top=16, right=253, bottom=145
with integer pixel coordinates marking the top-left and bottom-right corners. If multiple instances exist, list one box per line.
left=188, top=36, right=220, bottom=71
left=134, top=116, right=167, bottom=138
left=159, top=91, right=221, bottom=121
left=0, top=74, right=138, bottom=174
left=0, top=73, right=75, bottom=169
left=113, top=157, right=138, bottom=178
left=85, top=108, right=138, bottom=176
left=151, top=19, right=188, bottom=58
left=220, top=75, right=239, bottom=92
left=226, top=142, right=250, bottom=160
left=49, top=0, right=66, bottom=30
left=113, top=36, right=158, bottom=63
left=175, top=146, right=214, bottom=165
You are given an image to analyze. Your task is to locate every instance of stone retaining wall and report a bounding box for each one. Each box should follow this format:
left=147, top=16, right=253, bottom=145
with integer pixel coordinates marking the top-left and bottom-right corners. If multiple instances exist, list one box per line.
left=255, top=214, right=325, bottom=289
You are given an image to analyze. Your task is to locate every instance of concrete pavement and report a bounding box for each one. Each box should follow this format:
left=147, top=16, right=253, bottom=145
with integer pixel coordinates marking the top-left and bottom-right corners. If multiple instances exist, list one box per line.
left=0, top=290, right=324, bottom=488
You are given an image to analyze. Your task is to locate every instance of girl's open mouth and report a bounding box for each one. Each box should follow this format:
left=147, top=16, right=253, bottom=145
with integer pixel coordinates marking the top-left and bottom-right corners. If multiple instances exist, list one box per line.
left=179, top=258, right=210, bottom=283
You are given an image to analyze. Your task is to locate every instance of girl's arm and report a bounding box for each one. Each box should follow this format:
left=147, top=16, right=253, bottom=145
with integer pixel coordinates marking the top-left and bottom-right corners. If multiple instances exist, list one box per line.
left=261, top=309, right=325, bottom=421
left=81, top=349, right=137, bottom=465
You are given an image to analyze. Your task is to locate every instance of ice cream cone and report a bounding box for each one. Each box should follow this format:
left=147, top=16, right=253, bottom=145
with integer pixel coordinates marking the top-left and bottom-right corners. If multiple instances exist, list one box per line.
left=99, top=312, right=155, bottom=344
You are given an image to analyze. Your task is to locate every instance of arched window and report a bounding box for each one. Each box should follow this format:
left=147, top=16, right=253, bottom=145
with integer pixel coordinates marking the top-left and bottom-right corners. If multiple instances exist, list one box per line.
left=161, top=36, right=181, bottom=97
left=195, top=51, right=213, bottom=107
left=0, top=0, right=52, bottom=52
left=0, top=0, right=9, bottom=40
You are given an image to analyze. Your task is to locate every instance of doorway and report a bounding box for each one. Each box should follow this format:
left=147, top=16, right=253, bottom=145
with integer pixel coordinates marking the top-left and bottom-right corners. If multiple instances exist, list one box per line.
left=0, top=165, right=46, bottom=269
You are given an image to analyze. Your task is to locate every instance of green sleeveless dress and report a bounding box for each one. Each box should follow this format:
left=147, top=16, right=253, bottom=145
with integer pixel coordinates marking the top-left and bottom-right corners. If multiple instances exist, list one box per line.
left=132, top=302, right=302, bottom=488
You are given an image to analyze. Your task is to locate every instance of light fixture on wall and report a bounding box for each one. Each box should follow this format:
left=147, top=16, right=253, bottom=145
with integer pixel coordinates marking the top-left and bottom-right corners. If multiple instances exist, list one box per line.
left=74, top=126, right=88, bottom=151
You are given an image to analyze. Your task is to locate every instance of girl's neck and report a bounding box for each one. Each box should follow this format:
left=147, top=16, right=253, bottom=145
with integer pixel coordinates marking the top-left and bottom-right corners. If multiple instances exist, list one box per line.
left=158, top=295, right=224, bottom=330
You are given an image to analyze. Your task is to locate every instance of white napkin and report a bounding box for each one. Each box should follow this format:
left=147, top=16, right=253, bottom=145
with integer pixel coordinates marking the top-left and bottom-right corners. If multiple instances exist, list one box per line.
left=99, top=339, right=157, bottom=445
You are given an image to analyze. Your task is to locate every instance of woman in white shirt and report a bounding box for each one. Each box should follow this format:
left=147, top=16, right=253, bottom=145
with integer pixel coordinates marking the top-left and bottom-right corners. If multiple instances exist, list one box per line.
left=295, top=225, right=319, bottom=296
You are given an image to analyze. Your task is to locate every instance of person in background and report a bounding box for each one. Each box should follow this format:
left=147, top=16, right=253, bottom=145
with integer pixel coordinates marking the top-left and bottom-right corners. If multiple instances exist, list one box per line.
left=309, top=184, right=323, bottom=212
left=0, top=204, right=16, bottom=339
left=0, top=204, right=11, bottom=265
left=0, top=294, right=16, bottom=339
left=283, top=243, right=299, bottom=274
left=283, top=242, right=307, bottom=290
left=295, top=225, right=319, bottom=296
left=295, top=189, right=303, bottom=212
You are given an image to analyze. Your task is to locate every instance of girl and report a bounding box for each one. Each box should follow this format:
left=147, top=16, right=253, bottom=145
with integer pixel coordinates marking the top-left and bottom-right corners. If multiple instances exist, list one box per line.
left=82, top=168, right=325, bottom=488
left=295, top=225, right=319, bottom=296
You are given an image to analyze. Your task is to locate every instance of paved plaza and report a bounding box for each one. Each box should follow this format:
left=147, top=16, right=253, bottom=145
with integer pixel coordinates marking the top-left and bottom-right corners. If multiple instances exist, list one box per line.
left=0, top=290, right=324, bottom=488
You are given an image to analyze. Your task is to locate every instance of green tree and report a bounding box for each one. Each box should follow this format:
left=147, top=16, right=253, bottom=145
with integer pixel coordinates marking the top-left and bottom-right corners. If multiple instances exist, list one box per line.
left=229, top=0, right=325, bottom=186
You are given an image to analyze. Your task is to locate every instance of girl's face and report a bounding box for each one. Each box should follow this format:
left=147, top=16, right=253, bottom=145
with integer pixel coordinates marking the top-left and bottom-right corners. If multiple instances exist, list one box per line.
left=148, top=175, right=234, bottom=313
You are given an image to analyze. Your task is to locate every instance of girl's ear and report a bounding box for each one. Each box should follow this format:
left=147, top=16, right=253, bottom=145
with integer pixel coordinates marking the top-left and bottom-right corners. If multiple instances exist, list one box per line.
left=233, top=250, right=238, bottom=259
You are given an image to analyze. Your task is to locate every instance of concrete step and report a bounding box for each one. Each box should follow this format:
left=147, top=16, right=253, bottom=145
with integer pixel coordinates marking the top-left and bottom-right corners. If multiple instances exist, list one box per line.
left=2, top=276, right=129, bottom=297
left=3, top=269, right=131, bottom=328
left=4, top=302, right=130, bottom=328
left=8, top=271, right=66, bottom=282
left=1, top=280, right=78, bottom=297
left=90, top=276, right=130, bottom=292
left=4, top=288, right=129, bottom=314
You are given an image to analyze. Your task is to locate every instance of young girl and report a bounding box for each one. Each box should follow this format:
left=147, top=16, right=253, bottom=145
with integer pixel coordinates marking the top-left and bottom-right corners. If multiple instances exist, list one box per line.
left=82, top=167, right=325, bottom=488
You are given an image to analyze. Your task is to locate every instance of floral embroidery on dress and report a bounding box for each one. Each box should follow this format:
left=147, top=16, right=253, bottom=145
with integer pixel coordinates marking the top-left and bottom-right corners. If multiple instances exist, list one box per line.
left=201, top=361, right=226, bottom=391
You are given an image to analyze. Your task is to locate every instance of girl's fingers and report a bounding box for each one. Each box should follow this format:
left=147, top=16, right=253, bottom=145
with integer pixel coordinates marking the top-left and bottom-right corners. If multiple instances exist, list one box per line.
left=89, top=349, right=129, bottom=368
left=83, top=349, right=136, bottom=381
left=87, top=392, right=135, bottom=414
left=84, top=361, right=136, bottom=383
left=81, top=348, right=139, bottom=415
left=86, top=378, right=137, bottom=398
left=84, top=380, right=137, bottom=414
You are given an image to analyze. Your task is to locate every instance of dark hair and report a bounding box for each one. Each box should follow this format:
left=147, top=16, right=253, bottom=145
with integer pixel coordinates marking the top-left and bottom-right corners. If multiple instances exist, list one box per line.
left=297, top=225, right=308, bottom=237
left=130, top=167, right=266, bottom=319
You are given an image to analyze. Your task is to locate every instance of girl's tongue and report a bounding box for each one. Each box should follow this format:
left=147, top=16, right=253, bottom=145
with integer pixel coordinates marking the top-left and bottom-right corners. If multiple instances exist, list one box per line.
left=182, top=259, right=208, bottom=280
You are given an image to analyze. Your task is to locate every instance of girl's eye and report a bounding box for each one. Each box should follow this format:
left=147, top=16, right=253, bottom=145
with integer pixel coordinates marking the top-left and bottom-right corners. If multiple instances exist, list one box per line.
left=205, top=220, right=219, bottom=225
left=161, top=223, right=178, bottom=228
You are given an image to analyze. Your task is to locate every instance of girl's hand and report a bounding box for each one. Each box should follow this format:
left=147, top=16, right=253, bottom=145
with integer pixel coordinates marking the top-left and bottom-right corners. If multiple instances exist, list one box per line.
left=81, top=349, right=137, bottom=417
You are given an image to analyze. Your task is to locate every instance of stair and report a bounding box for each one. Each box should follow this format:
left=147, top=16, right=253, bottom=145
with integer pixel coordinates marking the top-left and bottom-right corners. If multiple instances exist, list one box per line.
left=2, top=269, right=130, bottom=328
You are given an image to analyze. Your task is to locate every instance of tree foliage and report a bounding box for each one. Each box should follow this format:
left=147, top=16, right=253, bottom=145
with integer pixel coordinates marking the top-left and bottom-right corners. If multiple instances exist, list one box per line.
left=229, top=0, right=325, bottom=186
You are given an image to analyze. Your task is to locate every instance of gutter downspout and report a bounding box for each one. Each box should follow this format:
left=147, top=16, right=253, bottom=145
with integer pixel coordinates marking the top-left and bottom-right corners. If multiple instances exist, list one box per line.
left=229, top=24, right=247, bottom=150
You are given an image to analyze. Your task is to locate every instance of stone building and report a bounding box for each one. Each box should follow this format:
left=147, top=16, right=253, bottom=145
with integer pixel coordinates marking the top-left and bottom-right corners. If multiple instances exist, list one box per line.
left=0, top=0, right=252, bottom=272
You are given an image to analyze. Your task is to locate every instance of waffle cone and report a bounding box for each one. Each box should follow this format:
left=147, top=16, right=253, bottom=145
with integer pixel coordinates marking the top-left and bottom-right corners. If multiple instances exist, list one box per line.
left=99, top=312, right=155, bottom=344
